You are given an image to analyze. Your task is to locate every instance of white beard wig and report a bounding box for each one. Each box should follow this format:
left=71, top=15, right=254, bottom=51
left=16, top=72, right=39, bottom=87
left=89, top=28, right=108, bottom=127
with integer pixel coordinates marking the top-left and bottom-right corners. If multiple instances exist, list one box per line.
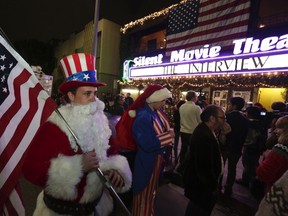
left=50, top=98, right=112, bottom=160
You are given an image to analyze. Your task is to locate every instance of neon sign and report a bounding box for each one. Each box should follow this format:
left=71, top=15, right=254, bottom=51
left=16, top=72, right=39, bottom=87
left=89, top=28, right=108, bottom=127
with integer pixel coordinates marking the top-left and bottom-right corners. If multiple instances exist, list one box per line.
left=124, top=34, right=288, bottom=79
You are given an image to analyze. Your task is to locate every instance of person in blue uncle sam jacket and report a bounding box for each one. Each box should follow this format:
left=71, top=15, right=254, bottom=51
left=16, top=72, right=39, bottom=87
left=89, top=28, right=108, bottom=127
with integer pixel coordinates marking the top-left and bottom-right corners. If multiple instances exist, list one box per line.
left=116, top=84, right=174, bottom=216
left=22, top=53, right=132, bottom=216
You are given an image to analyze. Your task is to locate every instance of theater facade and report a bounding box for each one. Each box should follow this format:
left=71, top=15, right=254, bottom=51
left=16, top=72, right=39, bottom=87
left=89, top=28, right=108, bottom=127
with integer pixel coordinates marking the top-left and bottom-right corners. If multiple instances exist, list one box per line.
left=118, top=1, right=288, bottom=112
left=120, top=33, right=288, bottom=111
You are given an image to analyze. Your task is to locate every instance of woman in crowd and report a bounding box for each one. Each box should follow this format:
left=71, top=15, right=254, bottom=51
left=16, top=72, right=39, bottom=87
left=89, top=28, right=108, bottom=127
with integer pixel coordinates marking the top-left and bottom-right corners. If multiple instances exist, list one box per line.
left=256, top=115, right=288, bottom=192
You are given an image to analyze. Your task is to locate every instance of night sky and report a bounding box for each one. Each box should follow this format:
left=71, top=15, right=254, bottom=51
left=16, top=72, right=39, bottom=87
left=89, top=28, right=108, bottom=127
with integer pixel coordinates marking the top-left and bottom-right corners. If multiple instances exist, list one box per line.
left=0, top=0, right=179, bottom=43
left=0, top=0, right=287, bottom=43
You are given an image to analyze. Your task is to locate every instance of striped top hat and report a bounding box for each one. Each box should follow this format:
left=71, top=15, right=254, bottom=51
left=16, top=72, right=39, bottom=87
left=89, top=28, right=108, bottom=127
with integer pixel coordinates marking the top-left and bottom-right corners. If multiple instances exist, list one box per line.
left=59, top=53, right=106, bottom=94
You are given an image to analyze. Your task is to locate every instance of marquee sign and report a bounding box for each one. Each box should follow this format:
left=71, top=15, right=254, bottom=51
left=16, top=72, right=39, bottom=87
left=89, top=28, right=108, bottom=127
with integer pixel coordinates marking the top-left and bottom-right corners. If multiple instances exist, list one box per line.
left=123, top=34, right=288, bottom=80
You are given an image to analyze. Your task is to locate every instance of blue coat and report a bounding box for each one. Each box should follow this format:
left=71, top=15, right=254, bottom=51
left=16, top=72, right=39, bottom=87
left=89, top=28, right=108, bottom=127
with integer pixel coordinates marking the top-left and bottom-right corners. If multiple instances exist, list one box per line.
left=132, top=104, right=165, bottom=194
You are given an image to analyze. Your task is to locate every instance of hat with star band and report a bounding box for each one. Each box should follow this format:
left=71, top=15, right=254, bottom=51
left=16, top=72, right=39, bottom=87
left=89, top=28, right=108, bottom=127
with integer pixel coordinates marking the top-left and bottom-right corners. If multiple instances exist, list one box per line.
left=58, top=53, right=106, bottom=94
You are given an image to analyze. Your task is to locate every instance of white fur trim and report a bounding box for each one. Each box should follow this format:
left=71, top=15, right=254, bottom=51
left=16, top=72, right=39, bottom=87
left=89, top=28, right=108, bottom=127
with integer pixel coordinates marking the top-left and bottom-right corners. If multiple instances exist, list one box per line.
left=46, top=154, right=83, bottom=199
left=128, top=110, right=136, bottom=118
left=80, top=171, right=103, bottom=203
left=146, top=88, right=171, bottom=103
left=100, top=155, right=132, bottom=193
left=95, top=189, right=114, bottom=216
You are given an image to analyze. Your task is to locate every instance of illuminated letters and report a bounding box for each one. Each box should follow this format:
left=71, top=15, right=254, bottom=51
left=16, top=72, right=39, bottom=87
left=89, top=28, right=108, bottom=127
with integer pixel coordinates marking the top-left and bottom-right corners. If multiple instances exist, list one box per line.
left=170, top=45, right=221, bottom=62
left=233, top=34, right=288, bottom=55
left=133, top=54, right=163, bottom=66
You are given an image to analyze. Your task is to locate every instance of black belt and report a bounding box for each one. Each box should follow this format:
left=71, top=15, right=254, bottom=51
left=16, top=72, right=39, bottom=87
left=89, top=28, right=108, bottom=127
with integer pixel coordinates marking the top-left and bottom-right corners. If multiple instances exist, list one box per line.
left=43, top=192, right=101, bottom=216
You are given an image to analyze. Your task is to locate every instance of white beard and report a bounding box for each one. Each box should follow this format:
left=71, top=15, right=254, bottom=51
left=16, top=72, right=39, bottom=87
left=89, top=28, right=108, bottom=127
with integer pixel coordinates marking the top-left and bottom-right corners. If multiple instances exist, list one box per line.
left=50, top=99, right=112, bottom=160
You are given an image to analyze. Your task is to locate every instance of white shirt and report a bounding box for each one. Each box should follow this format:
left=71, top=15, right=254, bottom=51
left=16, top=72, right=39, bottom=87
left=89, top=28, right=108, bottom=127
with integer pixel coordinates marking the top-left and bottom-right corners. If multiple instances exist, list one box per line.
left=179, top=101, right=202, bottom=134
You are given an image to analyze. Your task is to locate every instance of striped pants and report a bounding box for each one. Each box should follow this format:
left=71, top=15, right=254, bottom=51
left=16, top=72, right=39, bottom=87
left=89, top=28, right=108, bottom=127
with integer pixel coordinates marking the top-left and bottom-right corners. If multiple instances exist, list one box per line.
left=132, top=156, right=163, bottom=216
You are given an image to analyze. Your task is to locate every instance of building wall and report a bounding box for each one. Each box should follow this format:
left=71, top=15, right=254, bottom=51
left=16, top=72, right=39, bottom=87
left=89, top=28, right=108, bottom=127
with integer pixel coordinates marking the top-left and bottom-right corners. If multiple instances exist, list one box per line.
left=258, top=88, right=287, bottom=111
left=52, top=19, right=121, bottom=96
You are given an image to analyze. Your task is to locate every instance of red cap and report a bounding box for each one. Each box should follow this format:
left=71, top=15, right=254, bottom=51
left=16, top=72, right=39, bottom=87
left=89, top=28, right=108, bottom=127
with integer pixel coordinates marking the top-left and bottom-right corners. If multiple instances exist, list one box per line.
left=114, top=84, right=171, bottom=151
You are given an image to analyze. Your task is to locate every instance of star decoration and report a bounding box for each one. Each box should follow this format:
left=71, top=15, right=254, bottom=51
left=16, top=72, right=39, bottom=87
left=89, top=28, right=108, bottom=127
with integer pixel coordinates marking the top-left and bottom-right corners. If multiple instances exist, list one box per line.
left=1, top=75, right=5, bottom=82
left=0, top=65, right=6, bottom=71
left=2, top=87, right=7, bottom=93
left=0, top=55, right=6, bottom=61
left=83, top=73, right=90, bottom=81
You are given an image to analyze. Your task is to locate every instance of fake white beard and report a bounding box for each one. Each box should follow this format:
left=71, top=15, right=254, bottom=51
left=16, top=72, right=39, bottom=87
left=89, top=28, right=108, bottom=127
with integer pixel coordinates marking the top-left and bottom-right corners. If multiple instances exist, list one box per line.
left=58, top=99, right=112, bottom=160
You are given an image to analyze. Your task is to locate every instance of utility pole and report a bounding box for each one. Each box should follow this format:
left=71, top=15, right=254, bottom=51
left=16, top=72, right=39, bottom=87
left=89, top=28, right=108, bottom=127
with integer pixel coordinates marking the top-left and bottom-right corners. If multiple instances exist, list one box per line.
left=93, top=0, right=100, bottom=74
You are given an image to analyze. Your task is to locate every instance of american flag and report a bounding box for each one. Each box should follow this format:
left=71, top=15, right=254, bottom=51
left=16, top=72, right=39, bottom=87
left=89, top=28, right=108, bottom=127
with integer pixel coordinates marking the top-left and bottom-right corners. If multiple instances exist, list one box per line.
left=166, top=0, right=251, bottom=55
left=0, top=35, right=56, bottom=215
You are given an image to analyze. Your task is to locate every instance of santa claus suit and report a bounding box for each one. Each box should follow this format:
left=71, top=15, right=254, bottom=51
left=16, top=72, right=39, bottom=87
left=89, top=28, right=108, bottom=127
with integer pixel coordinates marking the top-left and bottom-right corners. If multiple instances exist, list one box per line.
left=22, top=99, right=132, bottom=216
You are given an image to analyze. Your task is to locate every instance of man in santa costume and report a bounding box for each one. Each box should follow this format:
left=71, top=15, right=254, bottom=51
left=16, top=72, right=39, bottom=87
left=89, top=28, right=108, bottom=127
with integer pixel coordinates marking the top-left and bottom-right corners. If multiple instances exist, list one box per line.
left=116, top=84, right=174, bottom=216
left=22, top=53, right=132, bottom=216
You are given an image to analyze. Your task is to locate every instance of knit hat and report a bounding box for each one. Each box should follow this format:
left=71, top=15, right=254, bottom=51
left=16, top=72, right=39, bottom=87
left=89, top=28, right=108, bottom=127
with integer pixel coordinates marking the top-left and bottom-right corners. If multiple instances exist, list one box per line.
left=58, top=53, right=106, bottom=94
left=114, top=84, right=171, bottom=151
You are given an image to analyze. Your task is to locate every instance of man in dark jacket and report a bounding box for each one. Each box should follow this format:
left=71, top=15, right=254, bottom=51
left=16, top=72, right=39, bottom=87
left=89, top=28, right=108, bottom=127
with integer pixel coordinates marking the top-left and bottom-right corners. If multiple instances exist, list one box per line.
left=223, top=97, right=249, bottom=195
left=183, top=105, right=226, bottom=216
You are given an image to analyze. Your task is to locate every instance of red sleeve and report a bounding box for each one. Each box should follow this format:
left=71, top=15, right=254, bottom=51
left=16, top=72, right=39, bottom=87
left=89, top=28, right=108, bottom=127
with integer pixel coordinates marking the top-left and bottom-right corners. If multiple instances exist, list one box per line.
left=257, top=150, right=288, bottom=186
left=22, top=121, right=76, bottom=187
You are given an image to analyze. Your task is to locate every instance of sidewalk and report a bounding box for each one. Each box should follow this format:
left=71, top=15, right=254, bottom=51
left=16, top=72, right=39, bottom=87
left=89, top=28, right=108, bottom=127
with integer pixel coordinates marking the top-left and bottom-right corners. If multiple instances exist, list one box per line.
left=157, top=157, right=260, bottom=216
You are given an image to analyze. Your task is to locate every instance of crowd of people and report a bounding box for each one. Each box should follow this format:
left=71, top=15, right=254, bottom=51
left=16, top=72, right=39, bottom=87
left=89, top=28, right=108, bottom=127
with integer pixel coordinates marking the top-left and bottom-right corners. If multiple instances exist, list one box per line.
left=173, top=92, right=288, bottom=216
left=102, top=92, right=134, bottom=116
left=22, top=52, right=288, bottom=216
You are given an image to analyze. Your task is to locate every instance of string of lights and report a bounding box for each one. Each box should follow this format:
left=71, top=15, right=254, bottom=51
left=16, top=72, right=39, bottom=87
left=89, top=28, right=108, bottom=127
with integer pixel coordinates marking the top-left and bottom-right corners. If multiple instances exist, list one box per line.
left=119, top=73, right=288, bottom=90
left=120, top=0, right=190, bottom=34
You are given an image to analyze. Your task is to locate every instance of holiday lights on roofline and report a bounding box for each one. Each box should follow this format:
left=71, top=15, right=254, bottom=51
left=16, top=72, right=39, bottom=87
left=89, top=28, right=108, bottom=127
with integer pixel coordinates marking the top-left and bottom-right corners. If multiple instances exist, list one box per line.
left=118, top=72, right=288, bottom=89
left=120, top=0, right=189, bottom=34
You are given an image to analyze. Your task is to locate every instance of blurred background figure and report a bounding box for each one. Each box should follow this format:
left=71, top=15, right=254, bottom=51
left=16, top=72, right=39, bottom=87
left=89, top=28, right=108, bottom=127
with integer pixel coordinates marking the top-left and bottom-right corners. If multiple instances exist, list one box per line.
left=223, top=97, right=249, bottom=196
left=125, top=92, right=134, bottom=109
left=235, top=106, right=267, bottom=188
left=183, top=105, right=226, bottom=216
left=271, top=101, right=287, bottom=113
left=254, top=102, right=267, bottom=112
left=110, top=94, right=126, bottom=116
left=173, top=100, right=185, bottom=165
left=177, top=91, right=202, bottom=175
left=256, top=115, right=288, bottom=194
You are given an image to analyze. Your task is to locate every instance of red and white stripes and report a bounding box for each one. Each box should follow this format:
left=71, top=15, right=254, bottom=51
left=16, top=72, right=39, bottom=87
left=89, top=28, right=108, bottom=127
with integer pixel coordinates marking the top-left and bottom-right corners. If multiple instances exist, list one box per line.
left=60, top=53, right=95, bottom=78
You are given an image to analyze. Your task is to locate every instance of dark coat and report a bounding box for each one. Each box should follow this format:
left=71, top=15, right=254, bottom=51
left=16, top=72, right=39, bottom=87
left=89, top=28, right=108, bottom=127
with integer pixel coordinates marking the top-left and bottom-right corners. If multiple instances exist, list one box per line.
left=226, top=110, right=249, bottom=153
left=183, top=122, right=222, bottom=200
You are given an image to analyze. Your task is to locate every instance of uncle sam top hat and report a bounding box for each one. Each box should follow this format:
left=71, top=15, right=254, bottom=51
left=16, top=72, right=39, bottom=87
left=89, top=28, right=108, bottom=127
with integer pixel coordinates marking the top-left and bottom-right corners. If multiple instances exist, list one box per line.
left=59, top=53, right=106, bottom=94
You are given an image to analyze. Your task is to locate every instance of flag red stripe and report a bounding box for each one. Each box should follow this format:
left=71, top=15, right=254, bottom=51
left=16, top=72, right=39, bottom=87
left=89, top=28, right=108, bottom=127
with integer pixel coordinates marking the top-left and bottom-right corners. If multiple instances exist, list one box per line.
left=0, top=70, right=31, bottom=137
left=40, top=97, right=57, bottom=125
left=0, top=83, right=42, bottom=172
left=0, top=162, right=23, bottom=210
left=3, top=198, right=17, bottom=216
left=167, top=31, right=248, bottom=53
left=201, top=0, right=249, bottom=16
